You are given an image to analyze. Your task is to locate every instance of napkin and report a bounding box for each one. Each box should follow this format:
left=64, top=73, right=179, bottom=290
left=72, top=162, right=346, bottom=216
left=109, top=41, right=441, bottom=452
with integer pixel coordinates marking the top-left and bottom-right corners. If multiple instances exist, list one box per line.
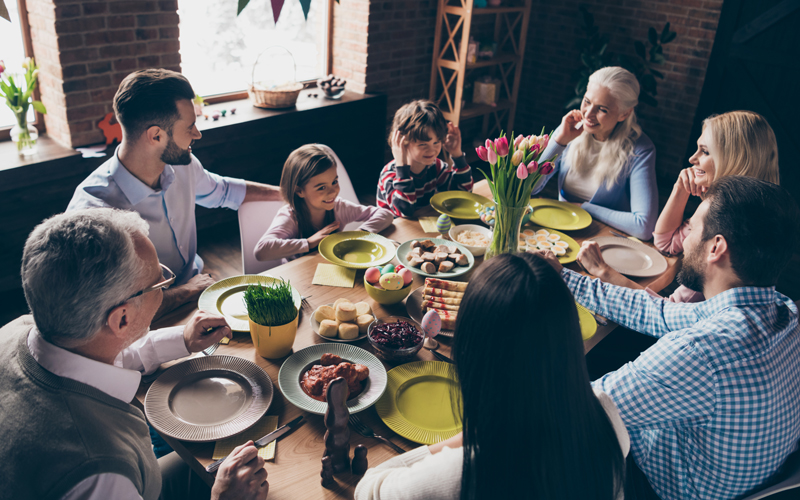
left=312, top=263, right=356, bottom=288
left=213, top=415, right=279, bottom=461
left=418, top=217, right=440, bottom=233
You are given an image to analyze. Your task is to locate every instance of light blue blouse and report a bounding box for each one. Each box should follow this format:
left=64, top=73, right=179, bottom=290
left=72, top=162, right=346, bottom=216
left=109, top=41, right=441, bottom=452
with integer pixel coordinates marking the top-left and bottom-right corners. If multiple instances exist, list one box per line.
left=67, top=148, right=246, bottom=285
left=534, top=131, right=659, bottom=240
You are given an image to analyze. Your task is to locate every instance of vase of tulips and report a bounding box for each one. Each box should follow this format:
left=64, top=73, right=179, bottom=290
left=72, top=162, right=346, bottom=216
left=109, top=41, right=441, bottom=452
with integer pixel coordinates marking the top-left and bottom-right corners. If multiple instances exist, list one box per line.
left=0, top=57, right=47, bottom=156
left=476, top=130, right=557, bottom=259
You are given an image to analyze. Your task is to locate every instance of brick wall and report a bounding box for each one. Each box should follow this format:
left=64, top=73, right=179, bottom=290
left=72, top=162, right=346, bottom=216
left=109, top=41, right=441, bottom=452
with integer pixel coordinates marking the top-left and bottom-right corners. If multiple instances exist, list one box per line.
left=516, top=0, right=723, bottom=191
left=26, top=0, right=182, bottom=148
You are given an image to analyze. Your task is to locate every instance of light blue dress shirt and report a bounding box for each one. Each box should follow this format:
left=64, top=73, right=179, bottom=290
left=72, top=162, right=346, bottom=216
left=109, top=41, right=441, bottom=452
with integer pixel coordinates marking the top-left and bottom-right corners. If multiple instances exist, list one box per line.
left=561, top=268, right=800, bottom=500
left=67, top=149, right=247, bottom=285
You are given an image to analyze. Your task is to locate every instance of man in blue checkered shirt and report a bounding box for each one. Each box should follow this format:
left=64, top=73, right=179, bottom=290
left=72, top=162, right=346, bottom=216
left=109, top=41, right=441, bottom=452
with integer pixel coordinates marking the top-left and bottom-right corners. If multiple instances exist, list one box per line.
left=537, top=177, right=800, bottom=500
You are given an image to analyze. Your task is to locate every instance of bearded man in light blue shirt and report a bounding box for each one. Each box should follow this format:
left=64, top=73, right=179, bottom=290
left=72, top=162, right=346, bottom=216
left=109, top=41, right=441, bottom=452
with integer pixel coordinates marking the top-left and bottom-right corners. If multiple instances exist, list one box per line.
left=68, top=69, right=281, bottom=315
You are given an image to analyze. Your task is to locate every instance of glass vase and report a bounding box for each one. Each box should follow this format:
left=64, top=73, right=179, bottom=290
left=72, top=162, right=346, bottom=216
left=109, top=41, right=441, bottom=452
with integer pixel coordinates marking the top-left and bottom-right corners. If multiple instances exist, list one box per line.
left=10, top=115, right=38, bottom=156
left=485, top=202, right=527, bottom=259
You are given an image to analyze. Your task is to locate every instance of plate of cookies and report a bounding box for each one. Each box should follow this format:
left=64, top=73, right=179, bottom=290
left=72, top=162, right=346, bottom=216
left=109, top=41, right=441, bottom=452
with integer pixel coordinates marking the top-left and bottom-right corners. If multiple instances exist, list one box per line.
left=396, top=238, right=474, bottom=278
left=310, top=298, right=375, bottom=343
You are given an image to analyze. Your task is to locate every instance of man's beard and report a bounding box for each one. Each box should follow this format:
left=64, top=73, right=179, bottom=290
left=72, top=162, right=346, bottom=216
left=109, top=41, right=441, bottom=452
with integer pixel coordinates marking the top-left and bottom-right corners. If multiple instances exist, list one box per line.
left=676, top=244, right=705, bottom=293
left=160, top=134, right=192, bottom=165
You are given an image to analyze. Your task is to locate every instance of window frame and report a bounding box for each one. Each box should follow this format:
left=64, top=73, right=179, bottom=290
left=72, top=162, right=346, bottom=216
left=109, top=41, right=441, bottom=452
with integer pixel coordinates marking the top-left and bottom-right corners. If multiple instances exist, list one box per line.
left=0, top=0, right=46, bottom=141
left=193, top=0, right=335, bottom=105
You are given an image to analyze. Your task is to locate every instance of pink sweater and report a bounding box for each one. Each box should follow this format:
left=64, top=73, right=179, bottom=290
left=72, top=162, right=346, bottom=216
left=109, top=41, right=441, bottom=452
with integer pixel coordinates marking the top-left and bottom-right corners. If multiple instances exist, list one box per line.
left=254, top=198, right=394, bottom=262
left=649, top=220, right=704, bottom=303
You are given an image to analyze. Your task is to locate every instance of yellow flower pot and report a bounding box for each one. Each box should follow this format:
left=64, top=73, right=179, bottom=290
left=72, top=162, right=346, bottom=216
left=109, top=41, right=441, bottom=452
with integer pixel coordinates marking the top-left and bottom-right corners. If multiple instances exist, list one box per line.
left=249, top=313, right=299, bottom=359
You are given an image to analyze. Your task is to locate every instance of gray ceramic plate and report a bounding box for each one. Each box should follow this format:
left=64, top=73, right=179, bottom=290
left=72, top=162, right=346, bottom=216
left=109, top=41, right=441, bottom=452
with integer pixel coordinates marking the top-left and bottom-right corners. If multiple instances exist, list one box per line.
left=145, top=355, right=274, bottom=442
left=278, top=343, right=387, bottom=415
left=396, top=237, right=474, bottom=279
left=309, top=303, right=371, bottom=343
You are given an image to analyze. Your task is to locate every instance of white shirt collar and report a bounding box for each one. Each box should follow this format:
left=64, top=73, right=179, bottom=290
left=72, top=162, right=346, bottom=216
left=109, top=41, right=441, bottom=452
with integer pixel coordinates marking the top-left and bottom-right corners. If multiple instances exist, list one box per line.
left=26, top=327, right=141, bottom=403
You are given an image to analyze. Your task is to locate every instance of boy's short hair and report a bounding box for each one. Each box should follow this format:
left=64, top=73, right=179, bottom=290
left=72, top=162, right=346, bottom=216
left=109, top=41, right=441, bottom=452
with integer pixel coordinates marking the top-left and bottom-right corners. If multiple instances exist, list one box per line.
left=113, top=69, right=195, bottom=140
left=702, top=176, right=799, bottom=287
left=389, top=100, right=448, bottom=145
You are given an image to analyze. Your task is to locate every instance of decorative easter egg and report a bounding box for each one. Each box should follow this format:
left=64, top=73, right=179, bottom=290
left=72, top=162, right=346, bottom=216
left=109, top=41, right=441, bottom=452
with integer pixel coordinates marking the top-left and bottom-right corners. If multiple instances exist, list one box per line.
left=379, top=272, right=404, bottom=291
left=421, top=309, right=441, bottom=340
left=365, top=267, right=382, bottom=285
left=395, top=264, right=404, bottom=272
left=398, top=268, right=413, bottom=286
left=381, top=264, right=395, bottom=275
left=436, top=214, right=452, bottom=233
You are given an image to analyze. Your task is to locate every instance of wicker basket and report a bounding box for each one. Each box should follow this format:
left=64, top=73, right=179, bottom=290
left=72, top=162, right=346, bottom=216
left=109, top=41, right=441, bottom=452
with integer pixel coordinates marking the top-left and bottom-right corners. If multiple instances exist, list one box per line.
left=247, top=46, right=304, bottom=109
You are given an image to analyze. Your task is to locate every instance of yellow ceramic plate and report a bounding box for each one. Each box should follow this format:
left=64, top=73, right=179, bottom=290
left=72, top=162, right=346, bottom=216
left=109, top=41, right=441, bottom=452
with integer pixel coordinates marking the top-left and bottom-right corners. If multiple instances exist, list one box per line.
left=376, top=361, right=462, bottom=444
left=318, top=231, right=396, bottom=270
left=198, top=275, right=302, bottom=332
left=526, top=225, right=579, bottom=264
left=576, top=303, right=598, bottom=340
left=528, top=199, right=592, bottom=230
left=430, top=191, right=493, bottom=219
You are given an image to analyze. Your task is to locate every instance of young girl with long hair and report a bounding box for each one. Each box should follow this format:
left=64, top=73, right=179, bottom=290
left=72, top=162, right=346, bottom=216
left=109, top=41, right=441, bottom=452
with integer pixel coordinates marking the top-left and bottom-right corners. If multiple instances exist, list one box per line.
left=577, top=110, right=780, bottom=303
left=537, top=67, right=658, bottom=240
left=354, top=253, right=629, bottom=500
left=254, top=144, right=393, bottom=262
left=377, top=100, right=474, bottom=217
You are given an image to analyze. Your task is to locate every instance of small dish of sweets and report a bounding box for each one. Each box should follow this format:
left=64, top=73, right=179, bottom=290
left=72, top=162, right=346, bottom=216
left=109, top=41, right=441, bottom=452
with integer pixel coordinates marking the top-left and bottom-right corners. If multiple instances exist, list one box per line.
left=311, top=298, right=374, bottom=342
left=368, top=316, right=424, bottom=362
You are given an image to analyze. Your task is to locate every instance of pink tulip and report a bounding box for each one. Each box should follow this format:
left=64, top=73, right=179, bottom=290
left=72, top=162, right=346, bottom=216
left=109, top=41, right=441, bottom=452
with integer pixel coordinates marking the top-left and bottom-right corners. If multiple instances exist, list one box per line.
left=0, top=60, right=5, bottom=77
left=487, top=147, right=498, bottom=165
left=516, top=163, right=528, bottom=180
left=539, top=162, right=554, bottom=175
left=541, top=134, right=550, bottom=150
left=514, top=134, right=525, bottom=148
left=530, top=143, right=540, bottom=156
left=485, top=139, right=493, bottom=150
left=527, top=160, right=539, bottom=174
left=511, top=150, right=524, bottom=167
left=494, top=137, right=509, bottom=157
left=475, top=146, right=488, bottom=162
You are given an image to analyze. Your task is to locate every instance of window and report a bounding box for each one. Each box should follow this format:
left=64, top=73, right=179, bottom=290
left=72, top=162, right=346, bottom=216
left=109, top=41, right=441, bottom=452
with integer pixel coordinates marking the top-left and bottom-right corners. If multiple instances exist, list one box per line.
left=177, top=0, right=330, bottom=99
left=0, top=0, right=35, bottom=132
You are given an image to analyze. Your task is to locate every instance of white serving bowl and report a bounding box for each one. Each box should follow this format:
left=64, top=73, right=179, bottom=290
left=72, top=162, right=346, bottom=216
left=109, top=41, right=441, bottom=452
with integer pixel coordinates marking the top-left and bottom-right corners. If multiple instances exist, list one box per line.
left=448, top=224, right=492, bottom=256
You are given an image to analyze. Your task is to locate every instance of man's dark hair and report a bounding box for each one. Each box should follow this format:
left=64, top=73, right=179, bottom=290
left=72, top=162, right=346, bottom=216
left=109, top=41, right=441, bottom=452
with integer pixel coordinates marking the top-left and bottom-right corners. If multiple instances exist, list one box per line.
left=702, top=176, right=799, bottom=287
left=113, top=69, right=195, bottom=140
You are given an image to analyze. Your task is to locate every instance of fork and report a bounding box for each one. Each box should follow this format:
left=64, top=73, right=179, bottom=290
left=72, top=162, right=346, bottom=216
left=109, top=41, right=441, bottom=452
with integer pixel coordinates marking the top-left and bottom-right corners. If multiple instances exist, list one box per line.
left=349, top=414, right=405, bottom=454
left=202, top=343, right=219, bottom=356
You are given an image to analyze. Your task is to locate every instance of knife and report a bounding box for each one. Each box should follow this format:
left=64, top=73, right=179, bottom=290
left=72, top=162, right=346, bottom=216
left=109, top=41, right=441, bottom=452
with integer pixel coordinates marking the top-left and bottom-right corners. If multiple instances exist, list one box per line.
left=206, top=415, right=305, bottom=474
left=429, top=349, right=454, bottom=364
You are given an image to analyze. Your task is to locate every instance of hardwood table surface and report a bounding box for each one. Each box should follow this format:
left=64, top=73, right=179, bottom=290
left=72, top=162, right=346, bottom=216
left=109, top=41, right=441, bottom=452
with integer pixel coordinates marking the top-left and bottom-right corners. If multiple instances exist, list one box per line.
left=135, top=179, right=679, bottom=499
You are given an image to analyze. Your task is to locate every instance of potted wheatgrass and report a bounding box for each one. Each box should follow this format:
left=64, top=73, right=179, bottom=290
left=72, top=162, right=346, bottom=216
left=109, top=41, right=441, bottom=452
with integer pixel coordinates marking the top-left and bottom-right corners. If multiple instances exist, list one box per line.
left=244, top=279, right=299, bottom=359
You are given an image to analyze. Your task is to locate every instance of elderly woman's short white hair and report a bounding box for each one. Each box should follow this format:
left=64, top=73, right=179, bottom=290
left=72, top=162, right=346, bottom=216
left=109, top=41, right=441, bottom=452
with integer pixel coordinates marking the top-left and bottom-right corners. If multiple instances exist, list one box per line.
left=21, top=208, right=150, bottom=347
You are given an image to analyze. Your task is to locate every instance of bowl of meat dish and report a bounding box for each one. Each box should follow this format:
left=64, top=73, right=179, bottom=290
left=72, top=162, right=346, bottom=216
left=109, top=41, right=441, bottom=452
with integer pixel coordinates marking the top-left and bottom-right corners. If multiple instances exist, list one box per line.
left=448, top=224, right=492, bottom=257
left=368, top=316, right=425, bottom=362
left=278, top=343, right=387, bottom=414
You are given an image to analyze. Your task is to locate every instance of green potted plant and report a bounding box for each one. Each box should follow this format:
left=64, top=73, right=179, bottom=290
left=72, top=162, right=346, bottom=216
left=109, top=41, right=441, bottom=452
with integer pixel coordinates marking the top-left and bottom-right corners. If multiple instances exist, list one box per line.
left=244, top=279, right=299, bottom=359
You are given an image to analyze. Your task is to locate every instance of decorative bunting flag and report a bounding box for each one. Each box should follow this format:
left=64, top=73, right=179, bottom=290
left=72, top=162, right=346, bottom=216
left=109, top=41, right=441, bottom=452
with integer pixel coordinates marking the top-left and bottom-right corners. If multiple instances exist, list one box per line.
left=270, top=0, right=285, bottom=24
left=299, top=0, right=312, bottom=20
left=236, top=0, right=340, bottom=22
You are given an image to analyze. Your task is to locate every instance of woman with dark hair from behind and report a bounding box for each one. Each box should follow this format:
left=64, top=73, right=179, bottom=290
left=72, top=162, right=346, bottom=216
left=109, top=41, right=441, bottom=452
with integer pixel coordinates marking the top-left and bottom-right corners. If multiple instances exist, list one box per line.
left=354, top=253, right=629, bottom=500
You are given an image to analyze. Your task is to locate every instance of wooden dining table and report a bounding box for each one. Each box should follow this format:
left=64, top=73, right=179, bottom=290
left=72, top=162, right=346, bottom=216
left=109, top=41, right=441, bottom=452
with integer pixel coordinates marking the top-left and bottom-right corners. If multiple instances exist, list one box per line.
left=135, top=179, right=679, bottom=499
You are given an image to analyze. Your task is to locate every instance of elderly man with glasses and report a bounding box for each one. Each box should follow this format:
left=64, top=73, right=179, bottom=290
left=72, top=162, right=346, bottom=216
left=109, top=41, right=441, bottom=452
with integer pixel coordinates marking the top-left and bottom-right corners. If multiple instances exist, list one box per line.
left=0, top=208, right=270, bottom=500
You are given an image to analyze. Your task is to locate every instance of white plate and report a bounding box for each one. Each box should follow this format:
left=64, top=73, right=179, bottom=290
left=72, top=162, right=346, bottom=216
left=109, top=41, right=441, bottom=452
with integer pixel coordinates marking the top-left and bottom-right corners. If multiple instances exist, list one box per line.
left=594, top=237, right=668, bottom=278
left=396, top=237, right=475, bottom=278
left=309, top=303, right=371, bottom=343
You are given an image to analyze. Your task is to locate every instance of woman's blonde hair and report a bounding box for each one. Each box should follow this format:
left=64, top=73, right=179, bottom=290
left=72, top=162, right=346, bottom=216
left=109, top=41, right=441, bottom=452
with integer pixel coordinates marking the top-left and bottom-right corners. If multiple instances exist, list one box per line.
left=280, top=144, right=338, bottom=238
left=702, top=111, right=779, bottom=185
left=565, top=66, right=642, bottom=188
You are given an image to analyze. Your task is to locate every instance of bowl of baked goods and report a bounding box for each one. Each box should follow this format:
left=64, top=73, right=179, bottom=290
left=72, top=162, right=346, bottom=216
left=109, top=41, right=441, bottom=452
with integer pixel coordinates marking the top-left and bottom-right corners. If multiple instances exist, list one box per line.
left=363, top=264, right=415, bottom=305
left=368, top=316, right=424, bottom=362
left=311, top=298, right=375, bottom=342
left=448, top=224, right=492, bottom=257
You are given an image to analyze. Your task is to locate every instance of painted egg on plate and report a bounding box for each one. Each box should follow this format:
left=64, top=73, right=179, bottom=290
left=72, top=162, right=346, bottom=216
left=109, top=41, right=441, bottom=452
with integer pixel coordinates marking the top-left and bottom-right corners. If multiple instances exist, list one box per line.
left=365, top=267, right=382, bottom=285
left=436, top=214, right=452, bottom=233
left=379, top=272, right=404, bottom=291
left=381, top=264, right=395, bottom=275
left=398, top=268, right=413, bottom=286
left=421, top=309, right=441, bottom=339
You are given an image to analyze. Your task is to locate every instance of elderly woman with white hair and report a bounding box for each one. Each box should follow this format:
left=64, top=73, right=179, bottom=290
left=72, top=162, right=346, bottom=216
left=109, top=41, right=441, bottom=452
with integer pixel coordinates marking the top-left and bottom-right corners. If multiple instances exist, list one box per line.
left=535, top=67, right=658, bottom=240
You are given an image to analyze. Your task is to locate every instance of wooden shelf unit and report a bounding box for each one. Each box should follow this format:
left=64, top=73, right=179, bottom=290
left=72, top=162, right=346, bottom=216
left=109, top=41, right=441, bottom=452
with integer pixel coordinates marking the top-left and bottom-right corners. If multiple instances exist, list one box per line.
left=429, top=0, right=532, bottom=141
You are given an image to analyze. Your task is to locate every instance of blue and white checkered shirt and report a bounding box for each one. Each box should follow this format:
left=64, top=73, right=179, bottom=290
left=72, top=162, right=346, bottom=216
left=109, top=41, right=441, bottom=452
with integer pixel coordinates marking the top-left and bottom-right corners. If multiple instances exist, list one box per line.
left=561, top=269, right=800, bottom=500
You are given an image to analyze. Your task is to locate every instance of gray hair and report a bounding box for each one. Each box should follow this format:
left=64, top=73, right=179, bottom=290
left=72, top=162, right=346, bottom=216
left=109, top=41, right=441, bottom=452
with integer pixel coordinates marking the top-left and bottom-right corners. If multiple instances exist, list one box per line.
left=21, top=208, right=150, bottom=347
left=566, top=66, right=642, bottom=188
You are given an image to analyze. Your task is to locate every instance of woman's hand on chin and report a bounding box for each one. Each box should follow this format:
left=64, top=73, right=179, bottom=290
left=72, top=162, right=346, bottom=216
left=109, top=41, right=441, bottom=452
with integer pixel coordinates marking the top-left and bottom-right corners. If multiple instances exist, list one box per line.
left=554, top=109, right=584, bottom=146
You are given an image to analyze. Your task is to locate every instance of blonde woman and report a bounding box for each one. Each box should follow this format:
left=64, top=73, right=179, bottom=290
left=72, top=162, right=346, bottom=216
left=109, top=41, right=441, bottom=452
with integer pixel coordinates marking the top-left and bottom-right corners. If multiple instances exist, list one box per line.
left=536, top=66, right=658, bottom=240
left=578, top=110, right=780, bottom=303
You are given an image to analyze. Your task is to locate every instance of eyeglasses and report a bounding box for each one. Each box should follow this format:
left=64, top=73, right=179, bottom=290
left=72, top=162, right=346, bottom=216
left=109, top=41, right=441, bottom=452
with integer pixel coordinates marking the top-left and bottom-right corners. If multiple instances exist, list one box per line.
left=120, top=263, right=176, bottom=304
